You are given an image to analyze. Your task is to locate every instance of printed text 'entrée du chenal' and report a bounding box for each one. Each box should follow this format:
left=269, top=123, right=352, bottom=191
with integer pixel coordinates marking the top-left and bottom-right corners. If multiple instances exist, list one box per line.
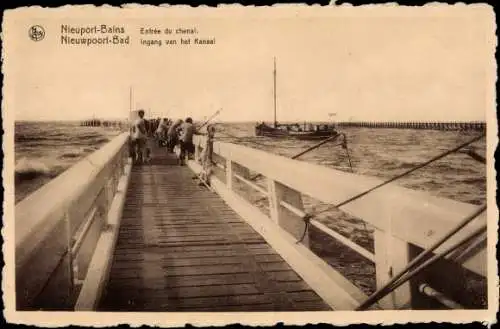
left=139, top=27, right=216, bottom=47
left=59, top=25, right=216, bottom=46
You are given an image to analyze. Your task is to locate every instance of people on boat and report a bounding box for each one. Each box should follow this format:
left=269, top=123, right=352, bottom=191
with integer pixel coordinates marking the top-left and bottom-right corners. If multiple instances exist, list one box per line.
left=178, top=117, right=196, bottom=165
left=167, top=119, right=183, bottom=153
left=130, top=109, right=147, bottom=165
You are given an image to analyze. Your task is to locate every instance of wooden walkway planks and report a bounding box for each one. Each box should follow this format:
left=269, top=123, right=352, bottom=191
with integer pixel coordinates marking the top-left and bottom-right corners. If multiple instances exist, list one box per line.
left=98, top=143, right=331, bottom=312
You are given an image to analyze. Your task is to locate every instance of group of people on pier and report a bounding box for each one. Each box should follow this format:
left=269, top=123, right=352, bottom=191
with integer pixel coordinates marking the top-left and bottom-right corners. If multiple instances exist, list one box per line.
left=129, top=109, right=197, bottom=166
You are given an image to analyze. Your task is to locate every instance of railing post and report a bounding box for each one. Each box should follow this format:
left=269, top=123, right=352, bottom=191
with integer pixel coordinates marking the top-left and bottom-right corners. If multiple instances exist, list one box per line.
left=225, top=157, right=233, bottom=190
left=373, top=218, right=413, bottom=309
left=267, top=179, right=309, bottom=247
left=226, top=158, right=250, bottom=196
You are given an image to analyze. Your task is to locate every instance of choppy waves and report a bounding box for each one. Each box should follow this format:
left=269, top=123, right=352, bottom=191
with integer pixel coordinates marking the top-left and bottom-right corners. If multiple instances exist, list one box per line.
left=16, top=131, right=110, bottom=146
left=14, top=121, right=120, bottom=203
left=221, top=123, right=486, bottom=205
left=15, top=121, right=486, bottom=205
left=15, top=157, right=65, bottom=182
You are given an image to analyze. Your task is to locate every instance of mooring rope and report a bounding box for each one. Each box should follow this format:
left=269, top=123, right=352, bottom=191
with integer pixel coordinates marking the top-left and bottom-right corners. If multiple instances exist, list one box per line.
left=295, top=133, right=485, bottom=243
left=342, top=136, right=354, bottom=173
left=215, top=131, right=352, bottom=184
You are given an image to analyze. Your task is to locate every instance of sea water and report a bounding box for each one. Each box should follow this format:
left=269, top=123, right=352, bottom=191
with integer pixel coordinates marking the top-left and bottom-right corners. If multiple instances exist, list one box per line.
left=14, top=121, right=122, bottom=203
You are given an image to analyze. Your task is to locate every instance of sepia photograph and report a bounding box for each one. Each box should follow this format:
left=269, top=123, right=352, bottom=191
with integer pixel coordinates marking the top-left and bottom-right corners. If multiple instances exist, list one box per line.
left=2, top=4, right=498, bottom=327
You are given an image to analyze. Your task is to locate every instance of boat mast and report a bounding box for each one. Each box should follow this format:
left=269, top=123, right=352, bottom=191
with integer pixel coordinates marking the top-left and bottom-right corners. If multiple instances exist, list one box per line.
left=273, top=57, right=277, bottom=128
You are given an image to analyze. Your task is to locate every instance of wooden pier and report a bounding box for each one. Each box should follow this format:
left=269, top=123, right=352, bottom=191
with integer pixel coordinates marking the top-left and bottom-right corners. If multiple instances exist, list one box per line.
left=98, top=145, right=329, bottom=311
left=15, top=131, right=487, bottom=313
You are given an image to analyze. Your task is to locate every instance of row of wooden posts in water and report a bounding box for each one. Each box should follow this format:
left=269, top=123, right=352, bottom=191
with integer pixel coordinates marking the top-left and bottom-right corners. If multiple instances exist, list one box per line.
left=336, top=121, right=486, bottom=131
left=80, top=119, right=125, bottom=128
left=81, top=119, right=486, bottom=132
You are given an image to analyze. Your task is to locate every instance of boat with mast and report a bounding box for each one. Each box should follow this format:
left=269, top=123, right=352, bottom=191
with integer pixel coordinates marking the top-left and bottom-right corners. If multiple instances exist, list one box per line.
left=255, top=58, right=338, bottom=140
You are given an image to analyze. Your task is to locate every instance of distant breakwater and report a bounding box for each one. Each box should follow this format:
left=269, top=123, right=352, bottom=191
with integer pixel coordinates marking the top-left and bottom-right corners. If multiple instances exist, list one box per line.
left=336, top=121, right=486, bottom=131
left=80, top=119, right=125, bottom=128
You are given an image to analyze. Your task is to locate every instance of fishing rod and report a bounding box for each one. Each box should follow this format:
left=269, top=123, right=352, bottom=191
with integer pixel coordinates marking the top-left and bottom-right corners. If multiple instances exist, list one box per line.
left=458, top=147, right=486, bottom=164
left=295, top=132, right=486, bottom=245
left=300, top=132, right=485, bottom=213
left=356, top=205, right=486, bottom=310
left=214, top=130, right=351, bottom=179
left=331, top=133, right=485, bottom=210
left=197, top=108, right=222, bottom=131
left=292, top=134, right=342, bottom=158
left=249, top=133, right=351, bottom=181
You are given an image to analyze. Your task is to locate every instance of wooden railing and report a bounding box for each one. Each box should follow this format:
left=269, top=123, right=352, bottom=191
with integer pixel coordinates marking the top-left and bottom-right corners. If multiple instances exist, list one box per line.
left=15, top=133, right=132, bottom=310
left=188, top=134, right=487, bottom=310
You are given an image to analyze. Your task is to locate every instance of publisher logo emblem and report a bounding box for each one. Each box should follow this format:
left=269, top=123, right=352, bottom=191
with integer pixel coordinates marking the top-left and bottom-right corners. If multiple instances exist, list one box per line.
left=29, top=25, right=45, bottom=41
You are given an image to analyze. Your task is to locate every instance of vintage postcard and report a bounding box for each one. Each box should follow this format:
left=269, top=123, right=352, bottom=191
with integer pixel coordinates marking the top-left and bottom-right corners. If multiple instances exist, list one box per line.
left=2, top=3, right=498, bottom=327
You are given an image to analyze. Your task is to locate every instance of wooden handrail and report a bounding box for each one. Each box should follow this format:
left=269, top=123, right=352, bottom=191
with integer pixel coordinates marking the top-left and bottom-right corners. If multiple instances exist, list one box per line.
left=15, top=133, right=130, bottom=310
left=192, top=134, right=488, bottom=310
left=70, top=207, right=99, bottom=256
left=309, top=219, right=376, bottom=262
left=193, top=135, right=486, bottom=277
left=233, top=166, right=378, bottom=263
left=233, top=173, right=268, bottom=196
left=16, top=133, right=129, bottom=263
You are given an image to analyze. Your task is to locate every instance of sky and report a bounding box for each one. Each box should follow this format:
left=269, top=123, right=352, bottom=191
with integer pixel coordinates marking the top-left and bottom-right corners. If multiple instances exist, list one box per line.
left=3, top=5, right=495, bottom=122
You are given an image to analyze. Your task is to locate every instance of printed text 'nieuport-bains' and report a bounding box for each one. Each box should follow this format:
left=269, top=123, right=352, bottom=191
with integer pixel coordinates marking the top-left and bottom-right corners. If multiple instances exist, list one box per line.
left=60, top=24, right=130, bottom=45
